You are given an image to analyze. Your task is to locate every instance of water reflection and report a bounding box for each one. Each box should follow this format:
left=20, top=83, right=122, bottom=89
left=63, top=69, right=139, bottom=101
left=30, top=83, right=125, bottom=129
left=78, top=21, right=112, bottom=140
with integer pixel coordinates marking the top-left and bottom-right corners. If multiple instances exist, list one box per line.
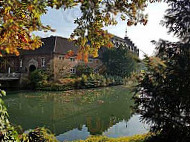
left=4, top=86, right=149, bottom=141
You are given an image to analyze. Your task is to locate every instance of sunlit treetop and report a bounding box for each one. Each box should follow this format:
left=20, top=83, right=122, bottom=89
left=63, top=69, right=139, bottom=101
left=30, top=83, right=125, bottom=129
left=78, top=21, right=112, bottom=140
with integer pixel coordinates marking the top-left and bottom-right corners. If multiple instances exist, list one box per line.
left=0, top=0, right=162, bottom=61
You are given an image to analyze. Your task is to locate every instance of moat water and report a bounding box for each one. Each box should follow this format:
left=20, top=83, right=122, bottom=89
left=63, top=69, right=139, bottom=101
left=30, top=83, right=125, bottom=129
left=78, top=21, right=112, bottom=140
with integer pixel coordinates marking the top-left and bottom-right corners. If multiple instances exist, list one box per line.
left=4, top=86, right=149, bottom=141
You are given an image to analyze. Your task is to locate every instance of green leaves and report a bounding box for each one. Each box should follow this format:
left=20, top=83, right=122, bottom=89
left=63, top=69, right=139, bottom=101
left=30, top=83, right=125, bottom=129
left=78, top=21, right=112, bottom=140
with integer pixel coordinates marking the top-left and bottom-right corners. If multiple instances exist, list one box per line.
left=0, top=90, right=6, bottom=97
left=101, top=46, right=138, bottom=77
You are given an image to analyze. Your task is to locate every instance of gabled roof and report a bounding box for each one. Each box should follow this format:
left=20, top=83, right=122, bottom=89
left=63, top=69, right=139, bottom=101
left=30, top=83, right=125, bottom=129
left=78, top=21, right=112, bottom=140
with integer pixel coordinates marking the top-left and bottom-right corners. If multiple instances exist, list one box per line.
left=20, top=36, right=55, bottom=55
left=20, top=35, right=138, bottom=56
left=54, top=36, right=78, bottom=54
left=20, top=36, right=78, bottom=55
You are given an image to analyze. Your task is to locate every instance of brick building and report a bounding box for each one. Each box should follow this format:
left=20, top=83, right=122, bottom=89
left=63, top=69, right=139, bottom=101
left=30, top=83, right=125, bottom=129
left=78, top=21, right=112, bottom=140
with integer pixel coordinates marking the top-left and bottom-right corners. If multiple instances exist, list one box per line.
left=0, top=35, right=139, bottom=80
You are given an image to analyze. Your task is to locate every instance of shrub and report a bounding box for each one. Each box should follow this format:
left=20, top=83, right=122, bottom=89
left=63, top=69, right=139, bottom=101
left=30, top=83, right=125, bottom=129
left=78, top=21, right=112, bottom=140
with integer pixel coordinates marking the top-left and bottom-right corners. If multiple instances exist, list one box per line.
left=73, top=133, right=152, bottom=142
left=76, top=65, right=93, bottom=77
left=30, top=70, right=48, bottom=89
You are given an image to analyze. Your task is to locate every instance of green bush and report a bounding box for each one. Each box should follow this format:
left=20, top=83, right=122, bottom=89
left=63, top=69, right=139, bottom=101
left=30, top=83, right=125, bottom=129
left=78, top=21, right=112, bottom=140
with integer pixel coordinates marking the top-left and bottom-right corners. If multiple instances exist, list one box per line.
left=30, top=69, right=48, bottom=89
left=32, top=72, right=124, bottom=91
left=76, top=65, right=93, bottom=77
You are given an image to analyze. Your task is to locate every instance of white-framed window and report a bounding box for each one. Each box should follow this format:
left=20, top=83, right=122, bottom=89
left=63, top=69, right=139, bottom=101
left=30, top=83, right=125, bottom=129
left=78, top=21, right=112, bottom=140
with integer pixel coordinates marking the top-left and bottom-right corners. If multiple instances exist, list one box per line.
left=20, top=59, right=23, bottom=68
left=70, top=57, right=75, bottom=62
left=41, top=57, right=45, bottom=67
left=70, top=68, right=76, bottom=74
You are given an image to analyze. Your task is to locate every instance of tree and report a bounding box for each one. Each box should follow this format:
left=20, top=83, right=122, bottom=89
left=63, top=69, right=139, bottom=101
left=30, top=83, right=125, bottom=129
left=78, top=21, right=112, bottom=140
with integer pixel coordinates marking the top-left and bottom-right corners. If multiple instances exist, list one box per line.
left=134, top=0, right=190, bottom=141
left=0, top=0, right=157, bottom=60
left=76, top=64, right=93, bottom=77
left=101, top=46, right=138, bottom=77
left=48, top=58, right=72, bottom=80
left=0, top=0, right=160, bottom=141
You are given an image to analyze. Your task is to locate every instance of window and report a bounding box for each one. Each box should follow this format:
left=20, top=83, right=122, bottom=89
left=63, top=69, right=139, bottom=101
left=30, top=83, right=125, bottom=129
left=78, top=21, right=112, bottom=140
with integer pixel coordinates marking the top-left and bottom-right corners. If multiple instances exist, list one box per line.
left=88, top=58, right=93, bottom=63
left=70, top=57, right=75, bottom=62
left=41, top=57, right=45, bottom=67
left=128, top=46, right=131, bottom=50
left=20, top=59, right=23, bottom=68
left=70, top=68, right=76, bottom=74
left=59, top=56, right=64, bottom=60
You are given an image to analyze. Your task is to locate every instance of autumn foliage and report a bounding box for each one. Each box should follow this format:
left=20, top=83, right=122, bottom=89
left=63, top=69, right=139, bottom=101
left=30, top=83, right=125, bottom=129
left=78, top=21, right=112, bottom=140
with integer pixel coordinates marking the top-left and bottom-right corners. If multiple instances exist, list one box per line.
left=0, top=0, right=157, bottom=59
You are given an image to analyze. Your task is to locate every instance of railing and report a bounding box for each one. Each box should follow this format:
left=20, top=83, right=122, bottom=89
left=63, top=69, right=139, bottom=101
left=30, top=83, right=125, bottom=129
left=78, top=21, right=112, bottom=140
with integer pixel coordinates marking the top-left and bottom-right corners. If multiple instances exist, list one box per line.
left=0, top=73, right=21, bottom=80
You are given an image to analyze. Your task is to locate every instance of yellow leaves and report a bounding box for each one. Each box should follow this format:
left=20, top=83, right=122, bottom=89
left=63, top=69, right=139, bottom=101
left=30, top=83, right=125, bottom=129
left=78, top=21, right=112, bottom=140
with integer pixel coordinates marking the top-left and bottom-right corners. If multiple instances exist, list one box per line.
left=92, top=49, right=98, bottom=58
left=21, top=14, right=26, bottom=18
left=5, top=48, right=10, bottom=54
left=81, top=37, right=88, bottom=47
left=105, top=42, right=114, bottom=48
left=73, top=133, right=152, bottom=142
left=149, top=56, right=166, bottom=68
left=4, top=6, right=11, bottom=14
left=121, top=14, right=126, bottom=21
left=83, top=52, right=88, bottom=63
left=0, top=0, right=149, bottom=59
left=76, top=52, right=82, bottom=60
left=0, top=1, right=47, bottom=57
left=65, top=50, right=74, bottom=59
left=27, top=5, right=33, bottom=11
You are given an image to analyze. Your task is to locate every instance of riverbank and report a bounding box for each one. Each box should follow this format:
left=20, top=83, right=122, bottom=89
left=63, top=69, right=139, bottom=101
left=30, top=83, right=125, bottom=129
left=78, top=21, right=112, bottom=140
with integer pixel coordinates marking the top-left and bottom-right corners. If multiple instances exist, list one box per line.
left=27, top=70, right=125, bottom=91
left=71, top=133, right=152, bottom=142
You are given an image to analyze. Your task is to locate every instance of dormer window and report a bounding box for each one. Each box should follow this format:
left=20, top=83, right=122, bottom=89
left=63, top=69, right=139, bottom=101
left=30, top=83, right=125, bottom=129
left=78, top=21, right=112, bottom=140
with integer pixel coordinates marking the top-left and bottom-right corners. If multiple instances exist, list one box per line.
left=41, top=57, right=45, bottom=67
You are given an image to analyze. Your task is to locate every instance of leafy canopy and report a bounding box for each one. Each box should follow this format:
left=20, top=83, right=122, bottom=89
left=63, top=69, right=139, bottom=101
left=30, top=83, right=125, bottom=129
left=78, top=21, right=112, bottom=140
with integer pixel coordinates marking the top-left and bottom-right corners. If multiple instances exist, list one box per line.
left=101, top=46, right=138, bottom=77
left=0, top=0, right=161, bottom=59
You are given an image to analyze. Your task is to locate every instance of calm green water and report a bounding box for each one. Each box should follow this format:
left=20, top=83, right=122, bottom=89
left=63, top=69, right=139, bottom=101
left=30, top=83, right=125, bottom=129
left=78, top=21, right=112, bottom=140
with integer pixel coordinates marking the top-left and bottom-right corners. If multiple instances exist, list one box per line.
left=3, top=86, right=149, bottom=141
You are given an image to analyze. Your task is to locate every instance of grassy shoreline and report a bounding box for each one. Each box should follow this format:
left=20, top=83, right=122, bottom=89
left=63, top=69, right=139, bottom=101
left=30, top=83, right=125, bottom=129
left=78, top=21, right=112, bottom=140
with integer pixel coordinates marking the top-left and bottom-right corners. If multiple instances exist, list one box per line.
left=71, top=133, right=152, bottom=142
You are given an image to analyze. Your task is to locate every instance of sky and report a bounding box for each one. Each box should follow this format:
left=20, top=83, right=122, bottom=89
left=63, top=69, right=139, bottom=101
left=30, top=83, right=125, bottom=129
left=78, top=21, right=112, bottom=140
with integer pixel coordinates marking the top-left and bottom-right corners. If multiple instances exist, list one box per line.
left=36, top=2, right=178, bottom=58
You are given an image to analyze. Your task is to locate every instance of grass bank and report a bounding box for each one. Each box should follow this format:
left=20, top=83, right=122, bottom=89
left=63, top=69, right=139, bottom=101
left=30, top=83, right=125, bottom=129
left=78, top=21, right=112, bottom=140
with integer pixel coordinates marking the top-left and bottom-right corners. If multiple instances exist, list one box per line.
left=72, top=133, right=152, bottom=142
